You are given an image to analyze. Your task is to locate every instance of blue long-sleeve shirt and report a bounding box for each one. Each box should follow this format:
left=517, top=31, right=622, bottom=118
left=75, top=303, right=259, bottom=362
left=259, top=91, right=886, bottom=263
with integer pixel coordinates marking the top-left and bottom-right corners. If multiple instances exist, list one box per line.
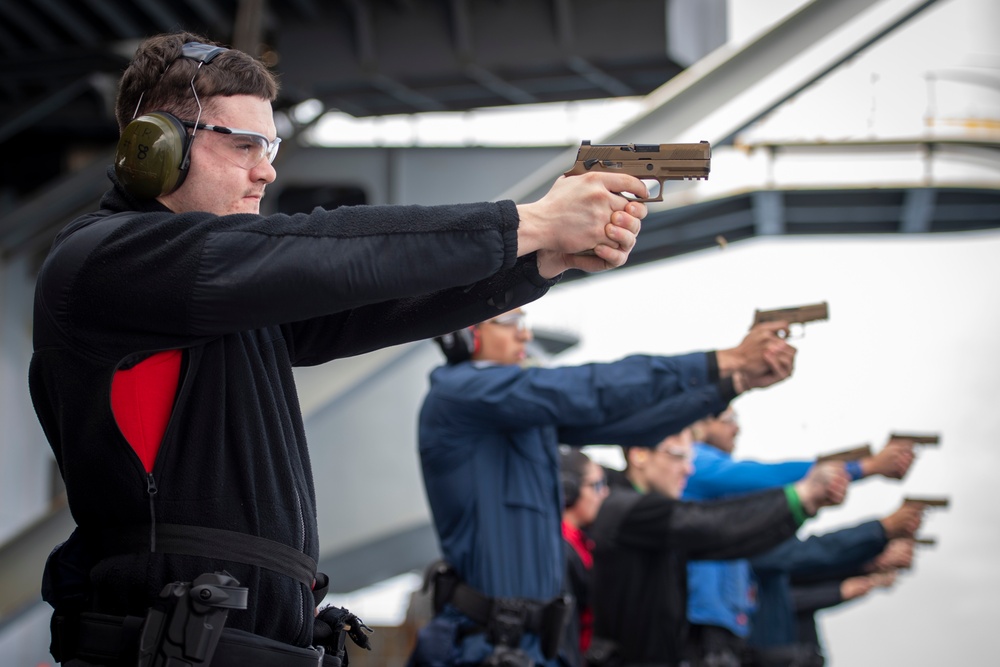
left=683, top=444, right=812, bottom=637
left=747, top=520, right=887, bottom=649
left=415, top=353, right=733, bottom=666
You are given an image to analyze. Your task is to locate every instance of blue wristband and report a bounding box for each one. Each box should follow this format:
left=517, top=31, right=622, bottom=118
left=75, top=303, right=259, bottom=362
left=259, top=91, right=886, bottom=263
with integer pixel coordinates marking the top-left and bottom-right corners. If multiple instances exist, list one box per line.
left=844, top=460, right=864, bottom=481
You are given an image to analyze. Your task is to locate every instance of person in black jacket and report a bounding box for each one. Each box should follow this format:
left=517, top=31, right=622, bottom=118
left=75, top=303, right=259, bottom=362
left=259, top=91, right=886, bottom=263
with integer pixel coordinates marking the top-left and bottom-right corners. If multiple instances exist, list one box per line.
left=587, top=428, right=850, bottom=667
left=30, top=31, right=649, bottom=667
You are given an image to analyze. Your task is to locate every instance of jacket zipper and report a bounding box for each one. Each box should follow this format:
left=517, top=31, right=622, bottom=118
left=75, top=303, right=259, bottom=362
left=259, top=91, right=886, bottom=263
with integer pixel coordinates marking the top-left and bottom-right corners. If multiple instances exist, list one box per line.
left=146, top=473, right=158, bottom=551
left=110, top=347, right=190, bottom=553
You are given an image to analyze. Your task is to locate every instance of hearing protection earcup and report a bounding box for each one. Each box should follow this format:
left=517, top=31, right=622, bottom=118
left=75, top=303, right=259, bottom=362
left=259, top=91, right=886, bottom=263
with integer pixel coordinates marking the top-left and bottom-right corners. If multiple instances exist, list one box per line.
left=114, top=111, right=190, bottom=199
left=435, top=326, right=479, bottom=364
left=561, top=471, right=581, bottom=508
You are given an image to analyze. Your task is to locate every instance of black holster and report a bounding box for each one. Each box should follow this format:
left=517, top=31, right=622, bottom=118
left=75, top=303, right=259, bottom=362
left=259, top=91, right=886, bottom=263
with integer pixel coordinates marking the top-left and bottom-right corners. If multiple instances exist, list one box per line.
left=585, top=637, right=621, bottom=667
left=136, top=571, right=248, bottom=667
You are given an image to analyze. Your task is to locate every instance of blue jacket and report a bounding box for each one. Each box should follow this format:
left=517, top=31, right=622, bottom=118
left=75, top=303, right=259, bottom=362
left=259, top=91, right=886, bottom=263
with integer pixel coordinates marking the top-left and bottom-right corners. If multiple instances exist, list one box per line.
left=747, top=520, right=887, bottom=649
left=413, top=353, right=733, bottom=666
left=683, top=443, right=811, bottom=637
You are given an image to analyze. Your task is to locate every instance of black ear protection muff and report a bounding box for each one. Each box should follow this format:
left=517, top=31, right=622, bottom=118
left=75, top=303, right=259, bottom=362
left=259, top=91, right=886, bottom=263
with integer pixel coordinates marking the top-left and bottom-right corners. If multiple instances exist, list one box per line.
left=115, top=42, right=229, bottom=199
left=561, top=471, right=581, bottom=509
left=559, top=446, right=584, bottom=509
left=434, top=326, right=479, bottom=364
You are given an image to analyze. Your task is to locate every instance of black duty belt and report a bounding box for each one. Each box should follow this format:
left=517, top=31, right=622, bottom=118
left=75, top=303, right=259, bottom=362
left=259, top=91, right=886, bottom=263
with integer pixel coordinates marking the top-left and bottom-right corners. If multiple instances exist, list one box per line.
left=54, top=612, right=341, bottom=667
left=424, top=560, right=571, bottom=660
left=102, top=523, right=317, bottom=589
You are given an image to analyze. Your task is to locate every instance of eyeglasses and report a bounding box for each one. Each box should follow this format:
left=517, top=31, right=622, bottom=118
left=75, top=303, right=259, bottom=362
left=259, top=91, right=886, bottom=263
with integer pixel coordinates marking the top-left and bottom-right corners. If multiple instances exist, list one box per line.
left=182, top=121, right=281, bottom=169
left=584, top=478, right=608, bottom=494
left=717, top=413, right=738, bottom=426
left=653, top=446, right=693, bottom=463
left=487, top=311, right=529, bottom=332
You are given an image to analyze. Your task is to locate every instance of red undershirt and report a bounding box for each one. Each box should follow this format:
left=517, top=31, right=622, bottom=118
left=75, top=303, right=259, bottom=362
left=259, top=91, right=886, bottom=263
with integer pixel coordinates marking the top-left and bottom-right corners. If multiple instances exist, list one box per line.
left=109, top=350, right=182, bottom=473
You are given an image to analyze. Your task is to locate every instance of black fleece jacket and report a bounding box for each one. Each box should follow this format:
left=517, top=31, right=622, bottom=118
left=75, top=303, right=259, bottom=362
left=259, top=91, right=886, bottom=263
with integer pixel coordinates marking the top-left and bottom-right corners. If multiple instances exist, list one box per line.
left=589, top=478, right=802, bottom=666
left=29, top=172, right=555, bottom=647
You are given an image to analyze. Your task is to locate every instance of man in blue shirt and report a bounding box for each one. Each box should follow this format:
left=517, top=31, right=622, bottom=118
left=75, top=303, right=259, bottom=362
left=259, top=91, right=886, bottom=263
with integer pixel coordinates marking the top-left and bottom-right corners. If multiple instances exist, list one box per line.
left=682, top=409, right=918, bottom=667
left=747, top=505, right=922, bottom=667
left=410, top=309, right=796, bottom=667
left=789, top=536, right=915, bottom=665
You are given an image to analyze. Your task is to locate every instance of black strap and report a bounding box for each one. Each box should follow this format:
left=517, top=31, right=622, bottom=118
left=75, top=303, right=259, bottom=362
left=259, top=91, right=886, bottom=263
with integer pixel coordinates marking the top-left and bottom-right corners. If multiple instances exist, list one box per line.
left=104, top=523, right=317, bottom=589
left=424, top=560, right=572, bottom=659
left=424, top=561, right=545, bottom=632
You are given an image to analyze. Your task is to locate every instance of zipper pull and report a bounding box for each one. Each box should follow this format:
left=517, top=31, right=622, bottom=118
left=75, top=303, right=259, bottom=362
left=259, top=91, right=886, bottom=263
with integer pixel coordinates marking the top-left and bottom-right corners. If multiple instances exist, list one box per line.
left=146, top=473, right=158, bottom=552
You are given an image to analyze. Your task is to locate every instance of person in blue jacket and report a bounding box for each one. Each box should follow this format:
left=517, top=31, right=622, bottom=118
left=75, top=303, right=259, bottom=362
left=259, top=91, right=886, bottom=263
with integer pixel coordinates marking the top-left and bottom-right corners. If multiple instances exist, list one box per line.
left=745, top=503, right=922, bottom=667
left=682, top=409, right=918, bottom=667
left=790, top=537, right=915, bottom=665
left=410, top=308, right=797, bottom=667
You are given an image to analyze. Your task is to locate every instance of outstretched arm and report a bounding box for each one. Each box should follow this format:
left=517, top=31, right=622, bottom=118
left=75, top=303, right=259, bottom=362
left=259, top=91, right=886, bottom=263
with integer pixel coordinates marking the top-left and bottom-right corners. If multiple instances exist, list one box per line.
left=517, top=172, right=647, bottom=276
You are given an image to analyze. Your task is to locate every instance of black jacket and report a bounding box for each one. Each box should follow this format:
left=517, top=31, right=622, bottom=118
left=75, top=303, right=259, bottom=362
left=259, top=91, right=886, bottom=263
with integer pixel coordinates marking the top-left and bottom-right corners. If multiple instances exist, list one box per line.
left=588, top=478, right=801, bottom=666
left=29, top=172, right=554, bottom=647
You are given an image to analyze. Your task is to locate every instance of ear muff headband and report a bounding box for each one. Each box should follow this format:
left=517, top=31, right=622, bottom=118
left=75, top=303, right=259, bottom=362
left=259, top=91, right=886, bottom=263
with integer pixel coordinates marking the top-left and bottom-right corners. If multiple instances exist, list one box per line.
left=114, top=41, right=229, bottom=199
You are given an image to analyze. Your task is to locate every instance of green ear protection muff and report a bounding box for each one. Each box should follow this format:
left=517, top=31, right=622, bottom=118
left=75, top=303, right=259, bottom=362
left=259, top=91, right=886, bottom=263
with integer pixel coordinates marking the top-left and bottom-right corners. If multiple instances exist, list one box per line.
left=114, top=111, right=190, bottom=199
left=114, top=42, right=229, bottom=200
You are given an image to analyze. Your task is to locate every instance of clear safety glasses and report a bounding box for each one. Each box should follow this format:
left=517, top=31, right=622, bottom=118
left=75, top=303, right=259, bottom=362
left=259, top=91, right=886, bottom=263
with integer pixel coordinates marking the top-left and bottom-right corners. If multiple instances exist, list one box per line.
left=488, top=311, right=529, bottom=332
left=182, top=120, right=281, bottom=169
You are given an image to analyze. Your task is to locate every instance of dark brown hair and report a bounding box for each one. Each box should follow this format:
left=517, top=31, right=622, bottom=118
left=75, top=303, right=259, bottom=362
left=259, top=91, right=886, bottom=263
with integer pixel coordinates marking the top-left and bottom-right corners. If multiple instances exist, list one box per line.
left=115, top=32, right=280, bottom=132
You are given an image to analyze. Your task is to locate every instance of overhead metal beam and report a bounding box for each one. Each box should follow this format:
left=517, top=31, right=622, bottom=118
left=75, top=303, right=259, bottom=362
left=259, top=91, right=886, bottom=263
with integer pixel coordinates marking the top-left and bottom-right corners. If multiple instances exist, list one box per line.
left=369, top=73, right=447, bottom=113
left=78, top=0, right=144, bottom=38
left=33, top=0, right=101, bottom=46
left=464, top=64, right=538, bottom=105
left=233, top=0, right=266, bottom=56
left=345, top=0, right=378, bottom=68
left=181, top=0, right=230, bottom=36
left=566, top=57, right=635, bottom=98
left=753, top=190, right=785, bottom=236
left=901, top=187, right=937, bottom=232
left=447, top=0, right=474, bottom=59
left=132, top=0, right=185, bottom=33
left=0, top=0, right=59, bottom=51
left=0, top=77, right=94, bottom=145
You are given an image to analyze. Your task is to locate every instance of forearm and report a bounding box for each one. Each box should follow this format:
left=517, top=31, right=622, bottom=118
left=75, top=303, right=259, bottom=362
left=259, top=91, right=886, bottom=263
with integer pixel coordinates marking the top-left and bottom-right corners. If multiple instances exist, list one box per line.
left=664, top=490, right=800, bottom=560
left=559, top=352, right=734, bottom=447
left=287, top=256, right=554, bottom=364
left=791, top=581, right=844, bottom=613
left=752, top=521, right=888, bottom=577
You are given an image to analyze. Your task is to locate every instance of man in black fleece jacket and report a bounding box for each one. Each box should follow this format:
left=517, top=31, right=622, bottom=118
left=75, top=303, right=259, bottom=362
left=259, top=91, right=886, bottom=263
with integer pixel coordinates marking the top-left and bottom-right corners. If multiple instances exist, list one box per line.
left=587, top=428, right=850, bottom=667
left=29, top=31, right=647, bottom=666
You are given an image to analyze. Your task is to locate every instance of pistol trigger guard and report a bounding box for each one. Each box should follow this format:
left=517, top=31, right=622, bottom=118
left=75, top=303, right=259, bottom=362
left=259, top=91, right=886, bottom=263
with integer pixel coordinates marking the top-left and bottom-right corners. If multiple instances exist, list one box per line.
left=618, top=191, right=662, bottom=204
